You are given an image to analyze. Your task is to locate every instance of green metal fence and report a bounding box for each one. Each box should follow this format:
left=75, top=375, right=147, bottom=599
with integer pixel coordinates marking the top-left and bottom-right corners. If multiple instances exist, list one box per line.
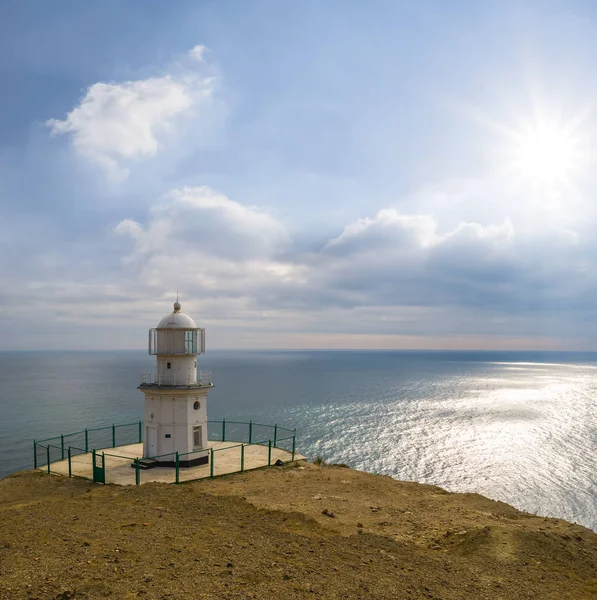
left=33, top=419, right=298, bottom=486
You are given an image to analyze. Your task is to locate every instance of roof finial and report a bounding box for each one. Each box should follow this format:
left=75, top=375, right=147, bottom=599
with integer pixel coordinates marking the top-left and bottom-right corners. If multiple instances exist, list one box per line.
left=173, top=289, right=181, bottom=313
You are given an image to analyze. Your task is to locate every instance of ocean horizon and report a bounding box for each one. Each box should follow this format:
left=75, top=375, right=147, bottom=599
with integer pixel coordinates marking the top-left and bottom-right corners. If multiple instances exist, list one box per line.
left=1, top=349, right=595, bottom=531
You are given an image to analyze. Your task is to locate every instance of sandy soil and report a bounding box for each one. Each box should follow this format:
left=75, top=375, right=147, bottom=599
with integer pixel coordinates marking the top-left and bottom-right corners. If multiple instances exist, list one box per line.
left=0, top=463, right=596, bottom=599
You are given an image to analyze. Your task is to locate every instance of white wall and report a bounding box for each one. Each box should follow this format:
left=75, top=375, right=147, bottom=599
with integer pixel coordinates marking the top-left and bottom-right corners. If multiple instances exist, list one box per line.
left=156, top=355, right=196, bottom=385
left=142, top=389, right=209, bottom=458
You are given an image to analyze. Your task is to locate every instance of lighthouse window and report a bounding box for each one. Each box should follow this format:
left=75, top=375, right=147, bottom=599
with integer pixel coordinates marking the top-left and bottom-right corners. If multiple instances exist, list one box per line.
left=167, top=362, right=171, bottom=369
left=193, top=401, right=200, bottom=410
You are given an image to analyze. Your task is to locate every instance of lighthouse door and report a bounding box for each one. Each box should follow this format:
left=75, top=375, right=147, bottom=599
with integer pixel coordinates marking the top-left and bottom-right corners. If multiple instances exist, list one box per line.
left=146, top=426, right=158, bottom=458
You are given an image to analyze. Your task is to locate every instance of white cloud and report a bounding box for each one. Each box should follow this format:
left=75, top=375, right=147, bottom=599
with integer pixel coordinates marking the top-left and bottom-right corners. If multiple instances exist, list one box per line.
left=114, top=218, right=143, bottom=239
left=46, top=51, right=213, bottom=180
left=113, top=186, right=301, bottom=299
left=117, top=186, right=290, bottom=260
left=325, top=209, right=438, bottom=253
left=189, top=45, right=207, bottom=62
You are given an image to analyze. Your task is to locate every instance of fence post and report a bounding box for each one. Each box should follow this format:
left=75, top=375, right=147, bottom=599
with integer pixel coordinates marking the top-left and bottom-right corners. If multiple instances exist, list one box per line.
left=138, top=420, right=142, bottom=443
left=61, top=434, right=65, bottom=461
left=85, top=429, right=89, bottom=453
left=273, top=424, right=278, bottom=447
left=268, top=440, right=272, bottom=466
left=175, top=452, right=180, bottom=484
left=46, top=445, right=51, bottom=474
left=210, top=448, right=214, bottom=478
left=112, top=424, right=116, bottom=448
left=33, top=441, right=37, bottom=470
left=240, top=444, right=245, bottom=473
left=292, top=430, right=296, bottom=461
left=135, top=458, right=140, bottom=486
left=68, top=447, right=72, bottom=478
left=222, top=419, right=226, bottom=442
left=249, top=420, right=253, bottom=444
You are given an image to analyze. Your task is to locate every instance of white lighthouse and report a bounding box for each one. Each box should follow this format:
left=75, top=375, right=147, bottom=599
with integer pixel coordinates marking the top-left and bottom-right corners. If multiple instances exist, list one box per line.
left=138, top=301, right=213, bottom=467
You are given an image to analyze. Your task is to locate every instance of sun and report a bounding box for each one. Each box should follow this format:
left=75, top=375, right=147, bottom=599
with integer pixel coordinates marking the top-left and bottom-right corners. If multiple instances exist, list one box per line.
left=510, top=120, right=582, bottom=188
left=471, top=102, right=589, bottom=192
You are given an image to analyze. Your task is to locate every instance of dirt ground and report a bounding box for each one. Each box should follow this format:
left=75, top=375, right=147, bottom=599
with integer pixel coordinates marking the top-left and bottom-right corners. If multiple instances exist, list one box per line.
left=0, top=463, right=596, bottom=599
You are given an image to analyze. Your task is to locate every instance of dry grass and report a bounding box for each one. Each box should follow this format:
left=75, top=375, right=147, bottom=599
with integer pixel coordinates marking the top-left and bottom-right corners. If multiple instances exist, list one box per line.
left=0, top=464, right=596, bottom=599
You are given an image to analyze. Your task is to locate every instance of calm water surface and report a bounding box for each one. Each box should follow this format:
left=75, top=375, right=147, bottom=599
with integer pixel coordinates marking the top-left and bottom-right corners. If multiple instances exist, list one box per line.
left=0, top=350, right=595, bottom=531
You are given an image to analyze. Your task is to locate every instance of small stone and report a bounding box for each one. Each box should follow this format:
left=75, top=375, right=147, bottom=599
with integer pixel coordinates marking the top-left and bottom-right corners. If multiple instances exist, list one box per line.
left=226, top=562, right=233, bottom=568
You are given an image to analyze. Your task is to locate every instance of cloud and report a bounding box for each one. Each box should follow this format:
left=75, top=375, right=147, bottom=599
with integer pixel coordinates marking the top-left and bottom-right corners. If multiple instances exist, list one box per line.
left=2, top=172, right=596, bottom=350
left=189, top=45, right=207, bottom=62
left=114, top=218, right=143, bottom=239
left=303, top=207, right=588, bottom=317
left=46, top=52, right=213, bottom=180
left=325, top=210, right=438, bottom=255
left=113, top=186, right=302, bottom=303
left=116, top=186, right=290, bottom=261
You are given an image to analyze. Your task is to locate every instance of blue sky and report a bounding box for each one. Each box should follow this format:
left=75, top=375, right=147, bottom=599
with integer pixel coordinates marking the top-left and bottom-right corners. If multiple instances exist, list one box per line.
left=2, top=0, right=597, bottom=350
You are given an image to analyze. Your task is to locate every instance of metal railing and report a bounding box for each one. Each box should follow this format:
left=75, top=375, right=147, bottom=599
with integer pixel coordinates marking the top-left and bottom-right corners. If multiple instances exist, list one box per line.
left=139, top=370, right=212, bottom=386
left=33, top=419, right=298, bottom=486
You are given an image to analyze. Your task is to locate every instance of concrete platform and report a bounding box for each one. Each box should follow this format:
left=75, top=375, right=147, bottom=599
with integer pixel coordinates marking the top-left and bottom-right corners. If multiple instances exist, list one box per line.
left=50, top=441, right=305, bottom=485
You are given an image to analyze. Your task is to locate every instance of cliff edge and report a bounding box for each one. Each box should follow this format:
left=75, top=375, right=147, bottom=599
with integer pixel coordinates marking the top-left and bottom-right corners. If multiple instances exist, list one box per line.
left=1, top=463, right=596, bottom=599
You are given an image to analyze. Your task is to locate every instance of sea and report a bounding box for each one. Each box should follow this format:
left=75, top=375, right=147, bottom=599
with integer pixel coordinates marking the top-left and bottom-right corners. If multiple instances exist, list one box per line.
left=0, top=350, right=595, bottom=531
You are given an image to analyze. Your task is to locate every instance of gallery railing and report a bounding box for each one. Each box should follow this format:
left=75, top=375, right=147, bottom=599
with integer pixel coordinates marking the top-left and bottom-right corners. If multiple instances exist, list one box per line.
left=139, top=370, right=213, bottom=386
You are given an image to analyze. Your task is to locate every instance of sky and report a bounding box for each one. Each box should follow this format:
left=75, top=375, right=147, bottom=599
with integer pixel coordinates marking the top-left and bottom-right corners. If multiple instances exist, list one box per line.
left=2, top=0, right=597, bottom=350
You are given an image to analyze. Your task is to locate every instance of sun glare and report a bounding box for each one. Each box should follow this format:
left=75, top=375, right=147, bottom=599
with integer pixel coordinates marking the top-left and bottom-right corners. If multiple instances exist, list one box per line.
left=511, top=122, right=581, bottom=187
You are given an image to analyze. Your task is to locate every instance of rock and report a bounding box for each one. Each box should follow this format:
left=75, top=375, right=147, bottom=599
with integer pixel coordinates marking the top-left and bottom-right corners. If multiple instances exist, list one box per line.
left=275, top=459, right=284, bottom=466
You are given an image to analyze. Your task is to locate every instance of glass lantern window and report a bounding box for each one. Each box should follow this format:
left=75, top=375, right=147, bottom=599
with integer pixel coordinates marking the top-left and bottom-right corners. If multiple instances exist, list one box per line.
left=184, top=330, right=198, bottom=354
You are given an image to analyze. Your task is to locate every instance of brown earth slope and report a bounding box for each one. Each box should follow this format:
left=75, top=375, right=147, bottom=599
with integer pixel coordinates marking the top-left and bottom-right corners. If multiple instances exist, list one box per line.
left=0, top=463, right=596, bottom=600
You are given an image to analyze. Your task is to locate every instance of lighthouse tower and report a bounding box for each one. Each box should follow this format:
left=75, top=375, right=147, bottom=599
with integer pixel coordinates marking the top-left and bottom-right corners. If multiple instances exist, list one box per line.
left=138, top=301, right=213, bottom=467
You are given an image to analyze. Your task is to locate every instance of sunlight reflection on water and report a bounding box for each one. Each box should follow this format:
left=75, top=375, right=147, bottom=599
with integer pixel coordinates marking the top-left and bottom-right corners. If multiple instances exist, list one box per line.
left=274, top=362, right=596, bottom=531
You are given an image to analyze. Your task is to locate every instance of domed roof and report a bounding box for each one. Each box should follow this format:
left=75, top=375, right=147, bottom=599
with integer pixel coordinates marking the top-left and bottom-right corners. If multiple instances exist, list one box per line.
left=156, top=302, right=198, bottom=329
